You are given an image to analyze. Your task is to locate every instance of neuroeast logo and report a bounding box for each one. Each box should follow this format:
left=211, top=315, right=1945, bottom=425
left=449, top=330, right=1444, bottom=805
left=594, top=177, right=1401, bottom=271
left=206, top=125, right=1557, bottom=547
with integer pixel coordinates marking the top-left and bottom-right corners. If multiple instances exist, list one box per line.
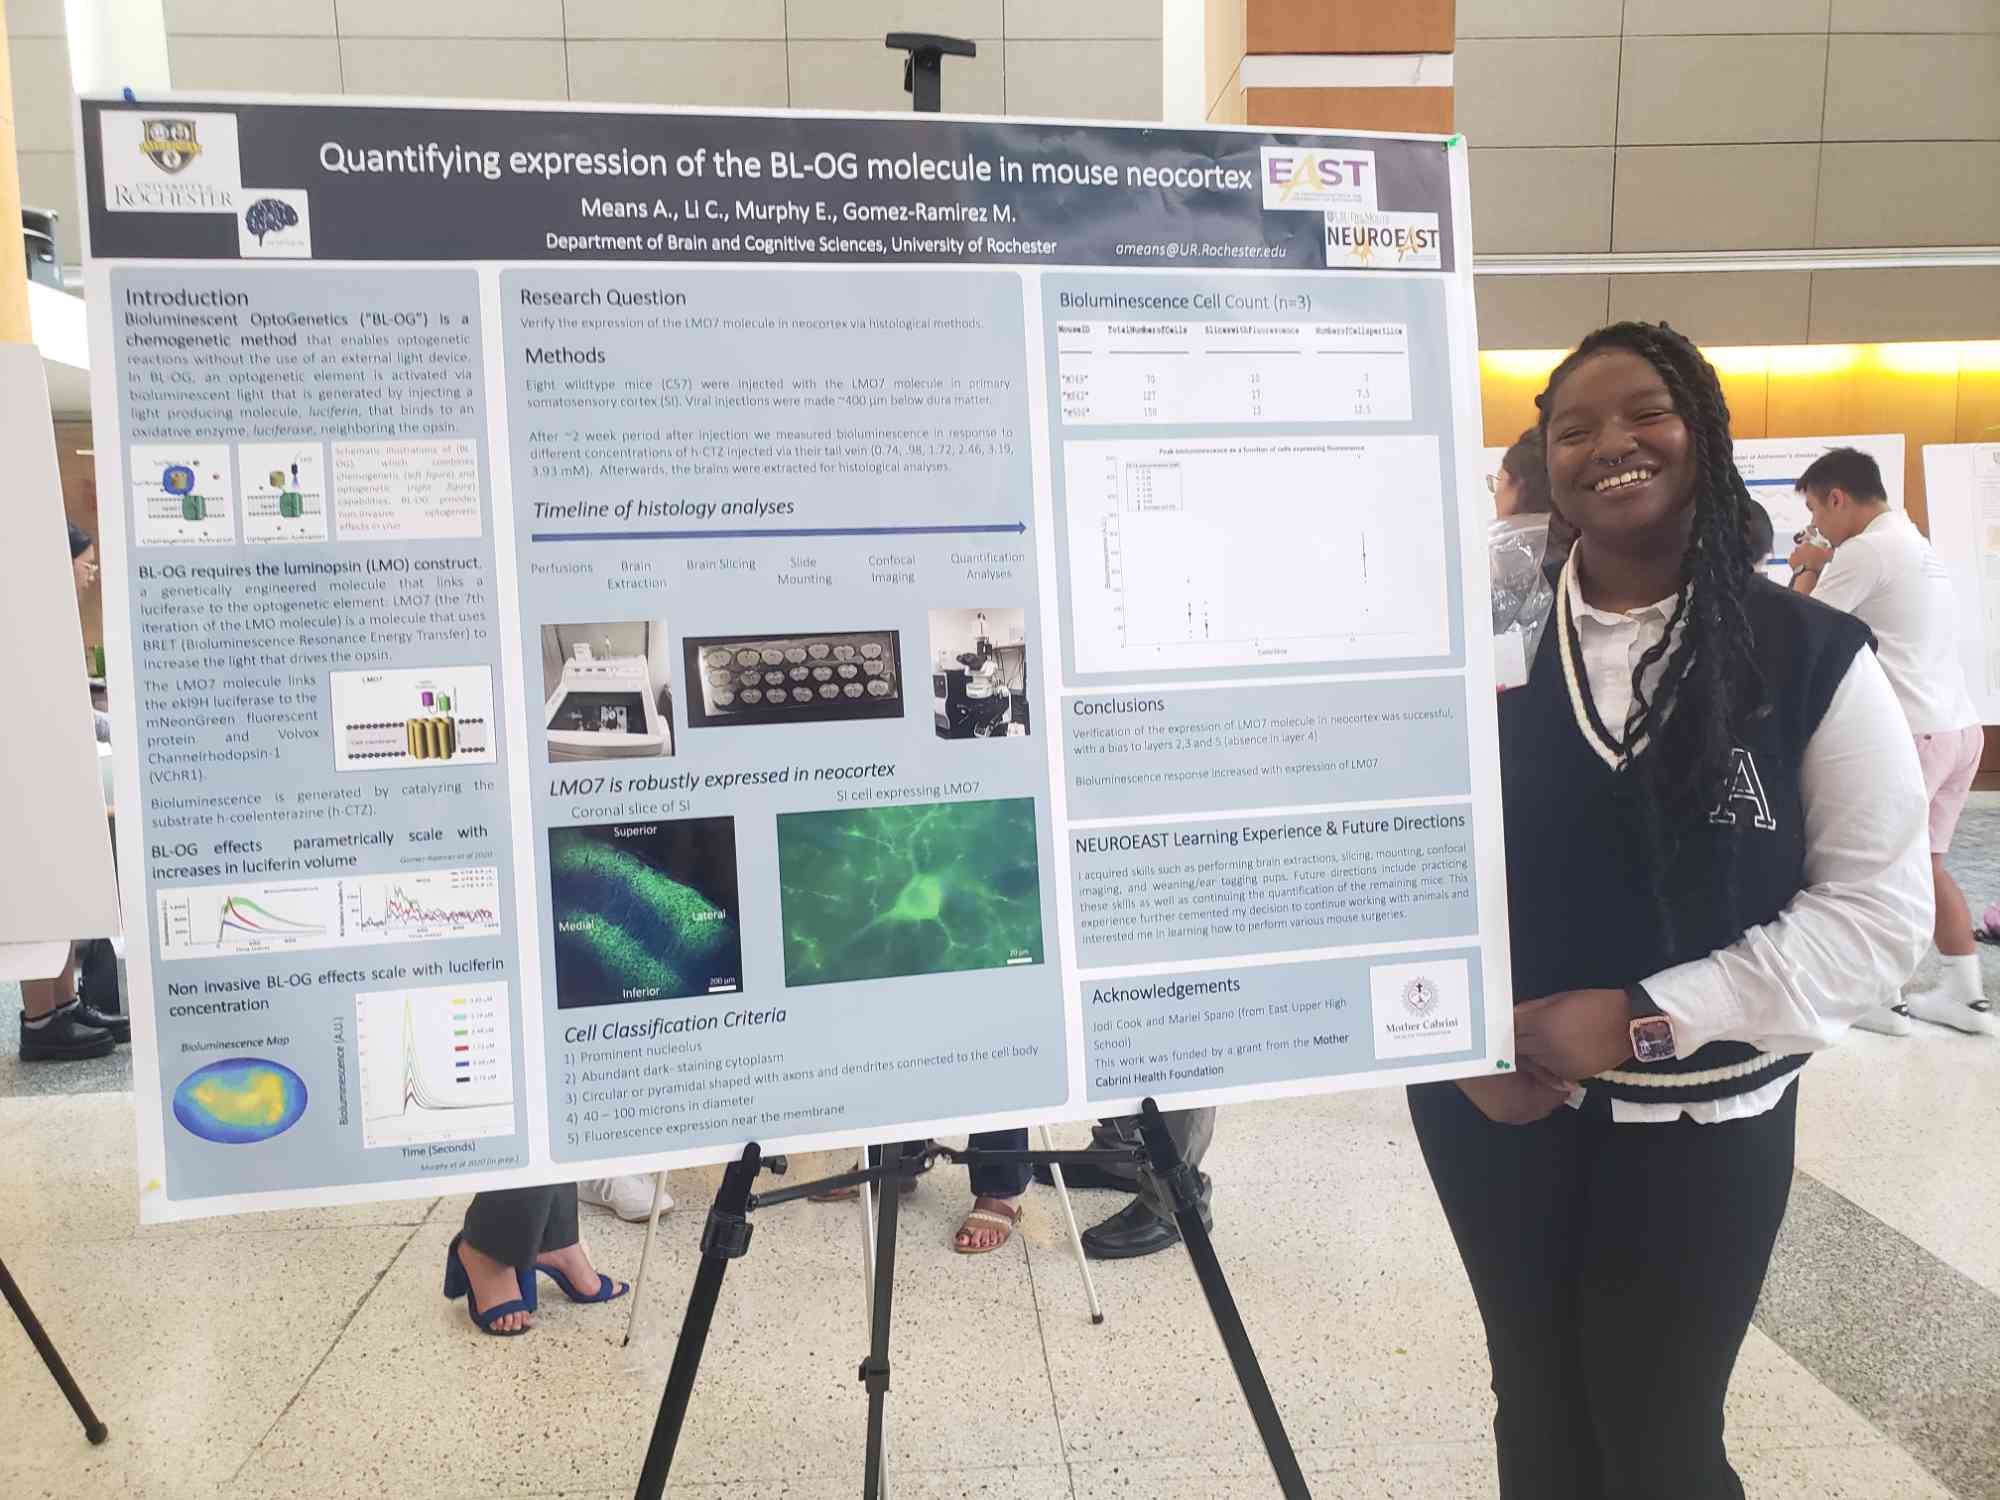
left=1260, top=146, right=1377, bottom=213
left=140, top=118, right=202, bottom=174
left=237, top=189, right=312, bottom=258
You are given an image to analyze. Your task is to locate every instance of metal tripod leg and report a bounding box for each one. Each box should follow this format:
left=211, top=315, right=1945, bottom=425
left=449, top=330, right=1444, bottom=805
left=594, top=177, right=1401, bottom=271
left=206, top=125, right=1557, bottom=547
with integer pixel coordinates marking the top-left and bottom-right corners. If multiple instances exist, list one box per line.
left=1135, top=1100, right=1309, bottom=1499
left=634, top=1145, right=760, bottom=1500
left=1035, top=1124, right=1105, bottom=1324
left=860, top=1141, right=915, bottom=1500
left=0, top=1255, right=107, bottom=1444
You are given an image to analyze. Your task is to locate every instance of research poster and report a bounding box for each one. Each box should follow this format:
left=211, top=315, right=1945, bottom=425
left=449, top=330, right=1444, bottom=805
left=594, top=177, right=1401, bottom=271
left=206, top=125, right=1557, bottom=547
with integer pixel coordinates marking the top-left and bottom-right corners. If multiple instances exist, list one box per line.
left=1735, top=434, right=1905, bottom=582
left=1921, top=444, right=2000, bottom=720
left=78, top=95, right=1508, bottom=1220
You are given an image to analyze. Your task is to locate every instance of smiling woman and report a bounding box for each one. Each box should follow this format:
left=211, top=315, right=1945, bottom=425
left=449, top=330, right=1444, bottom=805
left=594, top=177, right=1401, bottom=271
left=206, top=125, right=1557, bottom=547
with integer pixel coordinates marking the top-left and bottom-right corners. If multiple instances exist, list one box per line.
left=1408, top=322, right=1936, bottom=1499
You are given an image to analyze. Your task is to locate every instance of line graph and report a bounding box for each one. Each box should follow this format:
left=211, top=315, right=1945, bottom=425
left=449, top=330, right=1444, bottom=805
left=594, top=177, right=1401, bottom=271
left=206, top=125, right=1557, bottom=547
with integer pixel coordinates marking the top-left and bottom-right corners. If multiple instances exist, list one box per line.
left=158, top=867, right=503, bottom=961
left=355, top=982, right=515, bottom=1149
left=157, top=880, right=339, bottom=959
left=342, top=869, right=503, bottom=944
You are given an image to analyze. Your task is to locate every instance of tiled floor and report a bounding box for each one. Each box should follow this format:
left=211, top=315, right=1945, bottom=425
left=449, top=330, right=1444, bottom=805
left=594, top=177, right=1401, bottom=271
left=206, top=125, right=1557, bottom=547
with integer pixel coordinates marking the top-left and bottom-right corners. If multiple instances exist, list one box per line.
left=3, top=1060, right=1991, bottom=1499
left=6, top=813, right=1999, bottom=1498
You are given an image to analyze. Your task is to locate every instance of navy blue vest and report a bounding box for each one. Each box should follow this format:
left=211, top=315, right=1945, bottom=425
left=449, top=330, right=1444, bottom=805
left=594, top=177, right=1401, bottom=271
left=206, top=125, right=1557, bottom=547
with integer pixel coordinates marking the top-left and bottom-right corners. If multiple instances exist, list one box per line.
left=1499, top=577, right=1873, bottom=1105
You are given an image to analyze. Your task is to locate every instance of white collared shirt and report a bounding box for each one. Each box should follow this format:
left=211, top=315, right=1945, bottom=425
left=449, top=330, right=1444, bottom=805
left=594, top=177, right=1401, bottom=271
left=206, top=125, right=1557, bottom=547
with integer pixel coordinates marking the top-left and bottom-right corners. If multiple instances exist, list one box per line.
left=1812, top=510, right=1979, bottom=735
left=1557, top=564, right=1933, bottom=1123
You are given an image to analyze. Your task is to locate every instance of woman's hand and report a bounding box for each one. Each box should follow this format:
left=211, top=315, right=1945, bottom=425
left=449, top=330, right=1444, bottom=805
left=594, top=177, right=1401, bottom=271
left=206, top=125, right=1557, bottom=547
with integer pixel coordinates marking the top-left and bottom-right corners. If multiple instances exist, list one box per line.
left=1456, top=1061, right=1573, bottom=1125
left=1513, top=988, right=1636, bottom=1081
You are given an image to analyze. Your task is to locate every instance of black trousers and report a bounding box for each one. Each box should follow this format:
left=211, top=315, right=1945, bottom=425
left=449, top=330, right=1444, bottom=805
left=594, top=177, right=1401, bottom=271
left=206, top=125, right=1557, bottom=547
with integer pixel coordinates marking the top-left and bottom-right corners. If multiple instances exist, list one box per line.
left=1096, top=1108, right=1215, bottom=1214
left=1407, top=1080, right=1797, bottom=1500
left=462, top=1184, right=580, bottom=1270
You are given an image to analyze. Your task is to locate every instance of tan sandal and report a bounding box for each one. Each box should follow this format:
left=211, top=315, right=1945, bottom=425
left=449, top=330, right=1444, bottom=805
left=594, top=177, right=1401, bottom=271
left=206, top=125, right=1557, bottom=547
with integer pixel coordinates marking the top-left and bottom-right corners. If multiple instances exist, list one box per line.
left=952, top=1197, right=1021, bottom=1254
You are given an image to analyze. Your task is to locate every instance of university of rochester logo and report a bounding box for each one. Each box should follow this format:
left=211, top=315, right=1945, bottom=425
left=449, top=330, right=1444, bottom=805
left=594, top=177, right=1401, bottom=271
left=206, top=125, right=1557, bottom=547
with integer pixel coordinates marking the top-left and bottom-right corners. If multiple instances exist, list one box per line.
left=140, top=119, right=201, bottom=175
left=1401, top=975, right=1440, bottom=1018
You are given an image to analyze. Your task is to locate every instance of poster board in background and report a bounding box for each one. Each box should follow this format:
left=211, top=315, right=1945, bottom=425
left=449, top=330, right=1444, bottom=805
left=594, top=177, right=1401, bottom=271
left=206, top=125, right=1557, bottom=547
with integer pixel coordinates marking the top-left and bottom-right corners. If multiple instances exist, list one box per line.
left=80, top=94, right=1509, bottom=1221
left=1734, top=435, right=1905, bottom=584
left=1920, top=444, right=2000, bottom=723
left=1478, top=435, right=1907, bottom=585
left=0, top=345, right=122, bottom=970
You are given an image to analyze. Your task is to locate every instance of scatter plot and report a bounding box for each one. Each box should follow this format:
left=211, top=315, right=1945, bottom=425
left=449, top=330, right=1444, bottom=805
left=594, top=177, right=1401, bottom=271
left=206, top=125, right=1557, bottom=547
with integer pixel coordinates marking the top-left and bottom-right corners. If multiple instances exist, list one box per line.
left=548, top=817, right=741, bottom=1008
left=171, top=1058, right=308, bottom=1144
left=776, top=797, right=1044, bottom=988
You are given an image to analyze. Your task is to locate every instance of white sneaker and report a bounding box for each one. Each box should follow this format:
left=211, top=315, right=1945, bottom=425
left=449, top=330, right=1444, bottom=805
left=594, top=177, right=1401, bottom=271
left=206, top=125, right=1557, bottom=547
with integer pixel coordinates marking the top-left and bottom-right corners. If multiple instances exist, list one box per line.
left=1906, top=990, right=1999, bottom=1037
left=580, top=1174, right=669, bottom=1221
left=1852, top=1003, right=1915, bottom=1037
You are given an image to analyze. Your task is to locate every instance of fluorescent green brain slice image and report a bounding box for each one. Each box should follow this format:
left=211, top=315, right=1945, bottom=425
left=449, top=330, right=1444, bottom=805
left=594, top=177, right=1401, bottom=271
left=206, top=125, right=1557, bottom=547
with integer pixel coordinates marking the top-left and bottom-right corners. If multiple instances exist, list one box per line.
left=776, top=797, right=1045, bottom=988
left=549, top=817, right=742, bottom=1008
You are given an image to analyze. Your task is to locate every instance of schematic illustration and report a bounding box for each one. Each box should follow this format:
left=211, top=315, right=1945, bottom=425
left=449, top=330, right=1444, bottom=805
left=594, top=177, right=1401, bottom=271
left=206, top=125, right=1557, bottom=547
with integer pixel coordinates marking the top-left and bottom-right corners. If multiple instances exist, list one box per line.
left=129, top=441, right=237, bottom=547
left=239, top=441, right=329, bottom=542
left=329, top=666, right=497, bottom=771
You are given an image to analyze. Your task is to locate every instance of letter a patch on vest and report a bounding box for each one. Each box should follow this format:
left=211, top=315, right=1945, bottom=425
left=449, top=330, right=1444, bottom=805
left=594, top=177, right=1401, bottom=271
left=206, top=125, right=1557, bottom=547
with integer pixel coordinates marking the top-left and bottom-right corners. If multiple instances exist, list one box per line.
left=1709, top=748, right=1777, bottom=831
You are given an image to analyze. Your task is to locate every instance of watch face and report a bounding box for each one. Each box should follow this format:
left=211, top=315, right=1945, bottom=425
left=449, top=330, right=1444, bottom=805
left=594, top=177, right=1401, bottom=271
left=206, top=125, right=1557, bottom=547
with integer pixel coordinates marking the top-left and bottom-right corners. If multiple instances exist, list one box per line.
left=1631, top=1016, right=1676, bottom=1063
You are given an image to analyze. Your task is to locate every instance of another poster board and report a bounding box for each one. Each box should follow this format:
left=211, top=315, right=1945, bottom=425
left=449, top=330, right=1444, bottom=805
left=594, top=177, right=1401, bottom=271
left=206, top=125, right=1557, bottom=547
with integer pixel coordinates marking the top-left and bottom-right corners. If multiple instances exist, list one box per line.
left=1921, top=444, right=2000, bottom=724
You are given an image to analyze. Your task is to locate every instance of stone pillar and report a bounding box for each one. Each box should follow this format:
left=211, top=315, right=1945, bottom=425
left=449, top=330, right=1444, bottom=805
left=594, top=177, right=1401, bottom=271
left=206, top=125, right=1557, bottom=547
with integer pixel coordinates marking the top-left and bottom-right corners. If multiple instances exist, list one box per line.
left=1200, top=0, right=1454, bottom=134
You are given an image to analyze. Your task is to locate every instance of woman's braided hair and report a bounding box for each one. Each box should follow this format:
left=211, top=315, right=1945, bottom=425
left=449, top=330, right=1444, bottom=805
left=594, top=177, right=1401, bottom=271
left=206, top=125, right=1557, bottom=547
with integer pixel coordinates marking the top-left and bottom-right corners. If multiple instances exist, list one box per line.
left=1535, top=322, right=1766, bottom=919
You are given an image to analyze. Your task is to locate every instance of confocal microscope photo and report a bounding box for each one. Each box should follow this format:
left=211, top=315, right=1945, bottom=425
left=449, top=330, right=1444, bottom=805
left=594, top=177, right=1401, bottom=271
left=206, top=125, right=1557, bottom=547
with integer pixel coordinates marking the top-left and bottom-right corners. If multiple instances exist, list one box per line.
left=775, top=797, right=1045, bottom=988
left=548, top=817, right=742, bottom=1008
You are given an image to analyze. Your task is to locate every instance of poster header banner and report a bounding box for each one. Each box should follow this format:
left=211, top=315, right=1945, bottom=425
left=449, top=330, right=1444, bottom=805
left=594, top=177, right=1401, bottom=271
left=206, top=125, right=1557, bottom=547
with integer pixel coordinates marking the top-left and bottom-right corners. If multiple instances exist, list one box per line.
left=81, top=97, right=1457, bottom=272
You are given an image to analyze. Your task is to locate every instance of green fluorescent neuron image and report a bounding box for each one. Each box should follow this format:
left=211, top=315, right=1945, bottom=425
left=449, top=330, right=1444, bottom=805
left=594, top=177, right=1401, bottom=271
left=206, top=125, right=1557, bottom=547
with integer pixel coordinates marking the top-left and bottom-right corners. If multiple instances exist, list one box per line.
left=549, top=817, right=741, bottom=1008
left=777, top=797, right=1045, bottom=988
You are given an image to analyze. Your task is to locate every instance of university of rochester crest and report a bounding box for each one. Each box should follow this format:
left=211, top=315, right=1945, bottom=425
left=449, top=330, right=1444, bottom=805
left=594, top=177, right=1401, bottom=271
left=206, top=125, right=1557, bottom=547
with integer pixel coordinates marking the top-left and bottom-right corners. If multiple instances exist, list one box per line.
left=141, top=119, right=201, bottom=174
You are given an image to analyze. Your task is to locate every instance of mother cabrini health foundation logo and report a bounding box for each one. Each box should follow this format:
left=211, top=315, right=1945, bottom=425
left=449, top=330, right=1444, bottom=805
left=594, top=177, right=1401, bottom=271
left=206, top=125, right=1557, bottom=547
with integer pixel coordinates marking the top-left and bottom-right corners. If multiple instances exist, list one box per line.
left=1369, top=958, right=1473, bottom=1059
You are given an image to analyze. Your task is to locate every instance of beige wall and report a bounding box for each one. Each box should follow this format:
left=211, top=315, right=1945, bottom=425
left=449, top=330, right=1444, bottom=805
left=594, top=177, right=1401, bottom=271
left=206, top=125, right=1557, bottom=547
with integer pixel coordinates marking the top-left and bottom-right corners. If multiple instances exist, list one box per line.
left=8, top=0, right=1163, bottom=264
left=1460, top=0, right=2000, bottom=348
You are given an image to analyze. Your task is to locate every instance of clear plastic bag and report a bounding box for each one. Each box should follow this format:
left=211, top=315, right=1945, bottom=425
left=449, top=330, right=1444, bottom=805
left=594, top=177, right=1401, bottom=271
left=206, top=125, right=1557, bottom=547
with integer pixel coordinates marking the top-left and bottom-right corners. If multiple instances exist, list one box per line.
left=1489, top=514, right=1554, bottom=636
left=1489, top=515, right=1555, bottom=689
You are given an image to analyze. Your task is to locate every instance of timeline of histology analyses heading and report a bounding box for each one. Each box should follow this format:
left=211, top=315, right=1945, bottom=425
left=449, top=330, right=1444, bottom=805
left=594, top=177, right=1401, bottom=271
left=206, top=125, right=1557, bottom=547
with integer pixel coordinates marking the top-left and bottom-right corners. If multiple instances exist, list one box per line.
left=82, top=94, right=1506, bottom=1220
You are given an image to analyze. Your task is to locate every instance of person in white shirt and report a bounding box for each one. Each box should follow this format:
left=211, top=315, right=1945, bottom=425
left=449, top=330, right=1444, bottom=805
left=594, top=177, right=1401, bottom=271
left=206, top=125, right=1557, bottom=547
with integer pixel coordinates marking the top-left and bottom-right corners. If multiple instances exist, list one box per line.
left=1789, top=448, right=1995, bottom=1037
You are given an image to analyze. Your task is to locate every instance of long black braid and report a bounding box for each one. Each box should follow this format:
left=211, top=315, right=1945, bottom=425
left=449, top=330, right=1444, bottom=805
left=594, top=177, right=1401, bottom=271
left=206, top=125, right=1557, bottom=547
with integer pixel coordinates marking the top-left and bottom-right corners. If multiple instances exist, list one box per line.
left=1534, top=322, right=1766, bottom=934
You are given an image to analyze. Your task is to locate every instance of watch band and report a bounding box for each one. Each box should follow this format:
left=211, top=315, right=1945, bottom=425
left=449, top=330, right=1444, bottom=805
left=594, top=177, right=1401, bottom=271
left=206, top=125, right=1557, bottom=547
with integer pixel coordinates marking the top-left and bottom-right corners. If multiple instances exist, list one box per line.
left=1625, top=981, right=1664, bottom=1020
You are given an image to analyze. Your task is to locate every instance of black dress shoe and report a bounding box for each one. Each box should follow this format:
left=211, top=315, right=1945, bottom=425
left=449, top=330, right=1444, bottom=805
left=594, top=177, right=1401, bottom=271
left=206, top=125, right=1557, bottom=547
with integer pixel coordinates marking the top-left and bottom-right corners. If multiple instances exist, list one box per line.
left=70, top=1000, right=129, bottom=1044
left=1081, top=1177, right=1213, bottom=1260
left=19, top=1005, right=117, bottom=1063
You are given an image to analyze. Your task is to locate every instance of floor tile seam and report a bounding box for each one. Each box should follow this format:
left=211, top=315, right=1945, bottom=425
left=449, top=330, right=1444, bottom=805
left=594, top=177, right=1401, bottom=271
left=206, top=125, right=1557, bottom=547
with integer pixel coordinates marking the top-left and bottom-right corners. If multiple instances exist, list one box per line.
left=1018, top=1231, right=1076, bottom=1466
left=220, top=1216, right=433, bottom=1487
left=2, top=1220, right=440, bottom=1249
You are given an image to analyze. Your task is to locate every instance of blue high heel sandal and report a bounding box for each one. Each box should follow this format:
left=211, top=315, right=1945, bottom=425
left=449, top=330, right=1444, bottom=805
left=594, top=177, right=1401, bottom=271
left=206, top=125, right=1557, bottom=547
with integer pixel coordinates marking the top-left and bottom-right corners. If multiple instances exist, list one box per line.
left=443, top=1232, right=538, bottom=1336
left=534, top=1252, right=629, bottom=1304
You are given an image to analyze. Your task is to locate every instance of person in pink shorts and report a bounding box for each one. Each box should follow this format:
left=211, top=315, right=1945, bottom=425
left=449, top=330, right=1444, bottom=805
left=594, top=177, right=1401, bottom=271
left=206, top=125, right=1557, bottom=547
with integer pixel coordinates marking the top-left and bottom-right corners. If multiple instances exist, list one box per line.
left=1790, top=448, right=1994, bottom=1036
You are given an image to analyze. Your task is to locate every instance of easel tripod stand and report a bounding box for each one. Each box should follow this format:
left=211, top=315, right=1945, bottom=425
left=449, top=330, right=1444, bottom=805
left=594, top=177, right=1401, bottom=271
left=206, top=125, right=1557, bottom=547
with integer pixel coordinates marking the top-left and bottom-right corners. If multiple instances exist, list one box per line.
left=631, top=1099, right=1310, bottom=1500
left=1, top=1254, right=108, bottom=1445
